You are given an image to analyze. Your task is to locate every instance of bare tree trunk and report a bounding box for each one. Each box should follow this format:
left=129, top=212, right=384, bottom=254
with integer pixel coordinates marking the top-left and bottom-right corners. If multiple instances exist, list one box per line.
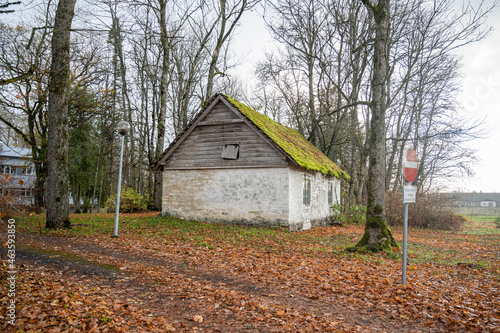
left=153, top=0, right=170, bottom=211
left=112, top=15, right=135, bottom=190
left=45, top=0, right=76, bottom=229
left=353, top=0, right=398, bottom=252
left=205, top=0, right=251, bottom=101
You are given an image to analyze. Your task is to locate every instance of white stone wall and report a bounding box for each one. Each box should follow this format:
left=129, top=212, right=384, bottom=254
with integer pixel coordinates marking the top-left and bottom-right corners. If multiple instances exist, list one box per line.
left=288, top=169, right=341, bottom=231
left=162, top=168, right=290, bottom=227
left=162, top=167, right=341, bottom=230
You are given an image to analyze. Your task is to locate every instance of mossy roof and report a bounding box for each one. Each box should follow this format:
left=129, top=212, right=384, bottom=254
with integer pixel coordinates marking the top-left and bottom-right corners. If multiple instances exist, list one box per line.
left=224, top=95, right=350, bottom=180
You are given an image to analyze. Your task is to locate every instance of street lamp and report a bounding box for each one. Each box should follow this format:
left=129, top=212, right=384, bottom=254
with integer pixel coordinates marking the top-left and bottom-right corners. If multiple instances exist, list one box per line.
left=112, top=120, right=130, bottom=238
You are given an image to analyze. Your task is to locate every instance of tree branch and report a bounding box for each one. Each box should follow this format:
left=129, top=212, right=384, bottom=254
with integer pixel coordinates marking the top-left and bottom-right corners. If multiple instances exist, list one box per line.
left=0, top=67, right=35, bottom=85
left=328, top=101, right=371, bottom=116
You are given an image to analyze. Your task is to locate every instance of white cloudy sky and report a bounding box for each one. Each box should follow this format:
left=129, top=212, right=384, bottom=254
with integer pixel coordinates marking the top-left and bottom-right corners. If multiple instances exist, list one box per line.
left=4, top=1, right=498, bottom=193
left=454, top=4, right=500, bottom=193
left=233, top=2, right=500, bottom=193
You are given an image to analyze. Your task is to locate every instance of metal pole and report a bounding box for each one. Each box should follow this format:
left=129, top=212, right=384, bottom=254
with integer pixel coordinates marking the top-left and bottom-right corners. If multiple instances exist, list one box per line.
left=402, top=202, right=409, bottom=286
left=112, top=134, right=125, bottom=238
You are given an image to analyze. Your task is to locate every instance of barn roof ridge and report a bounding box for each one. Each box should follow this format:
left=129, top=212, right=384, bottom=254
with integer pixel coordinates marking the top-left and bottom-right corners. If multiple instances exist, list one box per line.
left=221, top=94, right=350, bottom=180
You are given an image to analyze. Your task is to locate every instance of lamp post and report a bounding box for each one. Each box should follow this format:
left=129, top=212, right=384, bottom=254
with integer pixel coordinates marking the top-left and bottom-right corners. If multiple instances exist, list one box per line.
left=112, top=120, right=130, bottom=238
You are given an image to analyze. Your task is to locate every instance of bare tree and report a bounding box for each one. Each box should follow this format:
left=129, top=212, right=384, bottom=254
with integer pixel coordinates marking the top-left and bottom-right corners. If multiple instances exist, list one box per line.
left=46, top=0, right=77, bottom=229
left=153, top=0, right=189, bottom=210
left=349, top=0, right=398, bottom=251
left=0, top=20, right=52, bottom=211
left=0, top=1, right=20, bottom=14
left=384, top=0, right=494, bottom=192
left=204, top=0, right=256, bottom=101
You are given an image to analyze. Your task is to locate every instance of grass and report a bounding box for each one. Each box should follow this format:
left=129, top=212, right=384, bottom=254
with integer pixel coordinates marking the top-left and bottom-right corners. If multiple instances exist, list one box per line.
left=10, top=211, right=500, bottom=272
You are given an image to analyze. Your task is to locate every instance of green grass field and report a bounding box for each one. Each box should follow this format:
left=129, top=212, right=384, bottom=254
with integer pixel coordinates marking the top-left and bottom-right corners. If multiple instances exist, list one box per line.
left=453, top=206, right=500, bottom=217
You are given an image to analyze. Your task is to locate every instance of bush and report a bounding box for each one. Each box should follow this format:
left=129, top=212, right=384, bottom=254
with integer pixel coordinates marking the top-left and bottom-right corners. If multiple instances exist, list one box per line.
left=330, top=204, right=344, bottom=224
left=106, top=187, right=149, bottom=213
left=494, top=217, right=500, bottom=228
left=386, top=190, right=464, bottom=231
left=347, top=204, right=367, bottom=224
left=0, top=175, right=35, bottom=220
left=331, top=204, right=366, bottom=224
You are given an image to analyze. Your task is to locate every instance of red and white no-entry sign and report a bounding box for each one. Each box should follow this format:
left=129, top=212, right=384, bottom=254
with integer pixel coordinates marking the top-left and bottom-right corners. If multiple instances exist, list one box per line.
left=404, top=148, right=418, bottom=183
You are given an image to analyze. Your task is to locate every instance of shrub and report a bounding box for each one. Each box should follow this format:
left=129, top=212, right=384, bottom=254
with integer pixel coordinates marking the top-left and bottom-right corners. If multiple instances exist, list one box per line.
left=331, top=204, right=366, bottom=224
left=0, top=175, right=35, bottom=219
left=106, top=187, right=149, bottom=213
left=494, top=217, right=500, bottom=228
left=386, top=190, right=464, bottom=231
left=347, top=204, right=366, bottom=224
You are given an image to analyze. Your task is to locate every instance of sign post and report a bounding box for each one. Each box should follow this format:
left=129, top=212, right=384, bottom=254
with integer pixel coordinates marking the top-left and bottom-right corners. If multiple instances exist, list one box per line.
left=402, top=148, right=418, bottom=286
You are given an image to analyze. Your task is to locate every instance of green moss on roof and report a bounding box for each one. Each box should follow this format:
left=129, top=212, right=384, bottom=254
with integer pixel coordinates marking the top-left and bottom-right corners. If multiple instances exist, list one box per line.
left=224, top=96, right=350, bottom=180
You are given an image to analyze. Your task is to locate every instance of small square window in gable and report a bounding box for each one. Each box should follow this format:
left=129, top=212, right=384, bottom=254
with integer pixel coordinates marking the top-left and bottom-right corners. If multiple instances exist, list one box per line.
left=221, top=144, right=240, bottom=160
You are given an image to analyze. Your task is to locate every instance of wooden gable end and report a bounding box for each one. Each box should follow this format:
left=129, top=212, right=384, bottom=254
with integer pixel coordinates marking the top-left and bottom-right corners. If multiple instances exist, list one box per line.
left=161, top=98, right=289, bottom=170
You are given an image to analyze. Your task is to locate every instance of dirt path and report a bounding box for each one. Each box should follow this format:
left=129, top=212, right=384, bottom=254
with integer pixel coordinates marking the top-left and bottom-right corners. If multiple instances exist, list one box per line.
left=4, top=231, right=440, bottom=332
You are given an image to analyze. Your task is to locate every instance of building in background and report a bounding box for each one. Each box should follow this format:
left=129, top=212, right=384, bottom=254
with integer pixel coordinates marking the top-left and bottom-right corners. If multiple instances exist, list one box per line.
left=0, top=145, right=35, bottom=205
left=443, top=192, right=500, bottom=208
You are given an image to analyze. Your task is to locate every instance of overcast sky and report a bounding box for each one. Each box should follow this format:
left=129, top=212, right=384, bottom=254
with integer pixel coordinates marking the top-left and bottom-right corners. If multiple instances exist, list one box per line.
left=4, top=1, right=499, bottom=193
left=454, top=3, right=500, bottom=193
left=233, top=2, right=500, bottom=193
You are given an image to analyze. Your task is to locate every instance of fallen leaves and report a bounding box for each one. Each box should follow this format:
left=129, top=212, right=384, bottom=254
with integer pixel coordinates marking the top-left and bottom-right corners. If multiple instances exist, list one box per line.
left=3, top=213, right=500, bottom=332
left=0, top=263, right=174, bottom=332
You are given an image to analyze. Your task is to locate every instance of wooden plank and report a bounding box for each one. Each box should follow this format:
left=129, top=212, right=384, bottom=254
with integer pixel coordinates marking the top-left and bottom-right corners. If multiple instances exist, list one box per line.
left=193, top=130, right=252, bottom=138
left=170, top=147, right=282, bottom=160
left=189, top=136, right=254, bottom=144
left=171, top=141, right=282, bottom=154
left=156, top=95, right=224, bottom=165
left=184, top=135, right=263, bottom=145
left=175, top=141, right=267, bottom=149
left=170, top=145, right=283, bottom=156
left=159, top=96, right=298, bottom=171
left=166, top=159, right=288, bottom=168
left=170, top=146, right=284, bottom=155
left=169, top=153, right=286, bottom=163
left=169, top=151, right=284, bottom=161
left=198, top=119, right=245, bottom=126
left=194, top=126, right=260, bottom=136
left=201, top=105, right=241, bottom=121
left=194, top=124, right=252, bottom=133
left=163, top=165, right=289, bottom=170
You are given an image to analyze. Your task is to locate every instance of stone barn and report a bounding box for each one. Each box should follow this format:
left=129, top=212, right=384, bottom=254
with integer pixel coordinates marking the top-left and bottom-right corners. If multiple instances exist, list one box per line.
left=153, top=94, right=350, bottom=231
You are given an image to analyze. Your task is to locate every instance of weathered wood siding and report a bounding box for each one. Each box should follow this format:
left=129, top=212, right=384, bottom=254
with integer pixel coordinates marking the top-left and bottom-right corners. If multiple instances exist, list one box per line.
left=164, top=101, right=288, bottom=169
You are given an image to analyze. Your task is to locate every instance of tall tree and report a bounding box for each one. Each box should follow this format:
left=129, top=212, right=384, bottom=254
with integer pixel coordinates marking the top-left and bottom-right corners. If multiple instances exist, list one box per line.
left=0, top=22, right=51, bottom=211
left=46, top=0, right=77, bottom=229
left=352, top=0, right=398, bottom=251
left=204, top=0, right=255, bottom=100
left=154, top=0, right=173, bottom=210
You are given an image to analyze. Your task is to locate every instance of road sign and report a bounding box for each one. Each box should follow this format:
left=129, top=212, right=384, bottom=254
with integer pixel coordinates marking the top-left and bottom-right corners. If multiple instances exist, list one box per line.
left=402, top=148, right=418, bottom=286
left=403, top=185, right=417, bottom=203
left=404, top=148, right=418, bottom=183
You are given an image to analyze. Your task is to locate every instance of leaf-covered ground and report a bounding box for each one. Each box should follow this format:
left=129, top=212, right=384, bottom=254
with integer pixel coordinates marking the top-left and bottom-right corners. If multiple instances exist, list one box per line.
left=1, top=213, right=499, bottom=332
